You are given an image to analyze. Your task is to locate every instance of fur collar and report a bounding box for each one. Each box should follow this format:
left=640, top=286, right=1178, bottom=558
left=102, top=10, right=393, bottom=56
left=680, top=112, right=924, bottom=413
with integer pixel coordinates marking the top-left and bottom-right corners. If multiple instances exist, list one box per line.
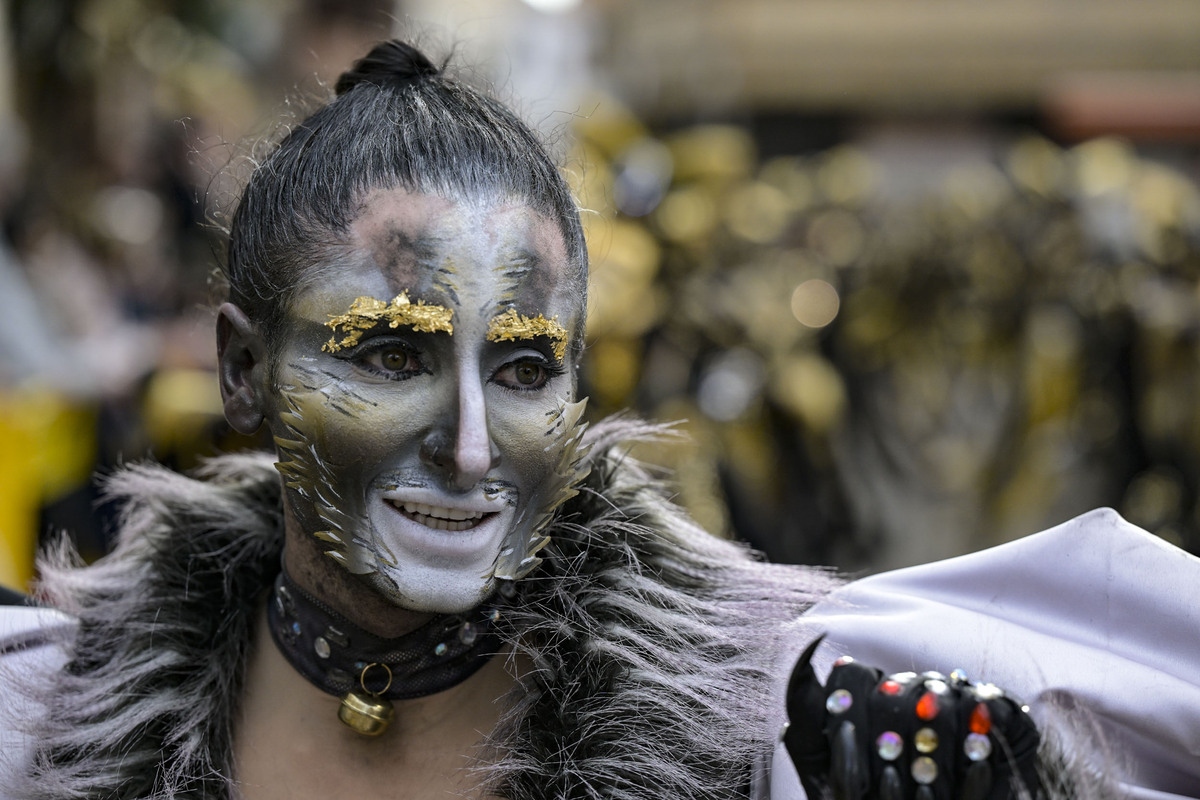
left=20, top=417, right=837, bottom=799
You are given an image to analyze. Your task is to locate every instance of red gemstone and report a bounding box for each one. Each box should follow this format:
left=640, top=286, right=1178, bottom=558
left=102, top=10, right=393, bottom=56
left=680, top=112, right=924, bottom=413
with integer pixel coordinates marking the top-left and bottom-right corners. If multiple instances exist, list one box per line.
left=879, top=679, right=903, bottom=696
left=916, top=691, right=939, bottom=721
left=969, top=702, right=992, bottom=735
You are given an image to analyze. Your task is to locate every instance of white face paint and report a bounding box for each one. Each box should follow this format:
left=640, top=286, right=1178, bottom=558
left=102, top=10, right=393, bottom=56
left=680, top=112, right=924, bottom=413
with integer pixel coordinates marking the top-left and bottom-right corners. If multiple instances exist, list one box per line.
left=266, top=188, right=583, bottom=614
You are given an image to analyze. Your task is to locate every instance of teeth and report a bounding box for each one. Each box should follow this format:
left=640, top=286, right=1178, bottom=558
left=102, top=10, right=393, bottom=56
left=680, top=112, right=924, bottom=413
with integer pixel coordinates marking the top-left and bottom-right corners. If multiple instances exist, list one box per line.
left=400, top=502, right=484, bottom=521
left=387, top=500, right=490, bottom=532
left=409, top=514, right=477, bottom=532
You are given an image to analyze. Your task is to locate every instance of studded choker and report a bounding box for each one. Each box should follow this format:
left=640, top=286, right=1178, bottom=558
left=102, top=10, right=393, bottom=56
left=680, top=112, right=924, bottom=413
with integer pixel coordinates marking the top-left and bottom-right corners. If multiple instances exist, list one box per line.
left=267, top=567, right=505, bottom=736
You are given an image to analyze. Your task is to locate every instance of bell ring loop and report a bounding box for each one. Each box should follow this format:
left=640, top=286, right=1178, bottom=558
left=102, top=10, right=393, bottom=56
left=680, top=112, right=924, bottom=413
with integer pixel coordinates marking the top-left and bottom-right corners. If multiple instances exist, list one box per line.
left=359, top=662, right=394, bottom=697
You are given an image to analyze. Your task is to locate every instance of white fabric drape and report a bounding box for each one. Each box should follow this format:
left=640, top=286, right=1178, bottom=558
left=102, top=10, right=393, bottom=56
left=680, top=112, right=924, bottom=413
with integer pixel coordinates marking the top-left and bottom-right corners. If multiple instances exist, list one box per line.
left=771, top=508, right=1200, bottom=799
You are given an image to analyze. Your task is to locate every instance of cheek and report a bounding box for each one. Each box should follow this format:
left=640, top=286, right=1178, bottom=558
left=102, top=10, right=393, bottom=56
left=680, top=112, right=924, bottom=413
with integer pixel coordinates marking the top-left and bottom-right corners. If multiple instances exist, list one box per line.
left=298, top=385, right=430, bottom=470
left=490, top=396, right=564, bottom=487
left=354, top=405, right=423, bottom=451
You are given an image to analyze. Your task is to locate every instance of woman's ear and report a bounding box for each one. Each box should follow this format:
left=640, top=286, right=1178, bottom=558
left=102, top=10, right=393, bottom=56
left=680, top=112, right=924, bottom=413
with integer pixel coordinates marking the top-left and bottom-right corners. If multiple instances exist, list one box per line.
left=216, top=303, right=268, bottom=434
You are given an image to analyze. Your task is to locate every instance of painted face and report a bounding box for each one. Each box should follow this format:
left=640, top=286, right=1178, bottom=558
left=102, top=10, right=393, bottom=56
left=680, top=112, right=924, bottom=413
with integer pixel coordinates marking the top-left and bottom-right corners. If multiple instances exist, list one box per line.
left=266, top=188, right=588, bottom=614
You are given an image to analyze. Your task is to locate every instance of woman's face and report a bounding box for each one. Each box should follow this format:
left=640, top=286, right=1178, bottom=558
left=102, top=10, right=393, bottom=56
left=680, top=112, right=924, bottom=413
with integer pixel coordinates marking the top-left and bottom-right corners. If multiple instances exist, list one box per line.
left=263, top=188, right=585, bottom=614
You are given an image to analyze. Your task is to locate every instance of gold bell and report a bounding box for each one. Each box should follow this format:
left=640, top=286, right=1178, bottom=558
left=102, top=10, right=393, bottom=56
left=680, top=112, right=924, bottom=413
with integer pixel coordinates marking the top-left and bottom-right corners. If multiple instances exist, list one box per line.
left=338, top=662, right=395, bottom=736
left=338, top=690, right=395, bottom=735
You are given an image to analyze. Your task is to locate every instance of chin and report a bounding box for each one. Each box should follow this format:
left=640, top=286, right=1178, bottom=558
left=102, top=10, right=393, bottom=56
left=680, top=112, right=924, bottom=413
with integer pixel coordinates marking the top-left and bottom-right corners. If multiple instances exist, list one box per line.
left=364, top=566, right=496, bottom=615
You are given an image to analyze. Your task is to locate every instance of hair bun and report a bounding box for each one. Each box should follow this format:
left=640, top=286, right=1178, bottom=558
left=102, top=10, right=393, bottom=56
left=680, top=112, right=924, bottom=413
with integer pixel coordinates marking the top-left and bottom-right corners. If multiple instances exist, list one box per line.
left=335, top=40, right=441, bottom=96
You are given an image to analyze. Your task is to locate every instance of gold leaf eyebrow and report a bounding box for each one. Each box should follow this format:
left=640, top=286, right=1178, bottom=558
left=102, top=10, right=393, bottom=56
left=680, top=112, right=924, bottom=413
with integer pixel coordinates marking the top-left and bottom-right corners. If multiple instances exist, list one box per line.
left=485, top=309, right=568, bottom=362
left=322, top=292, right=454, bottom=353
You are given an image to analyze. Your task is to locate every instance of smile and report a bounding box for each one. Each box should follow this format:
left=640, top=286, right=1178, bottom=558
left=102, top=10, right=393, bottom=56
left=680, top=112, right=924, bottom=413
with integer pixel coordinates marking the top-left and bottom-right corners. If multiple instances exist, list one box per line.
left=387, top=500, right=496, bottom=532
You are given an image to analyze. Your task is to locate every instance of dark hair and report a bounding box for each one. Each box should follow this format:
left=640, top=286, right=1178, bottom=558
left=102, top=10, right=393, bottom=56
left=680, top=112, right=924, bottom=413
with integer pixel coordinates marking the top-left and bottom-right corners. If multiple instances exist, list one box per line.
left=225, top=40, right=587, bottom=356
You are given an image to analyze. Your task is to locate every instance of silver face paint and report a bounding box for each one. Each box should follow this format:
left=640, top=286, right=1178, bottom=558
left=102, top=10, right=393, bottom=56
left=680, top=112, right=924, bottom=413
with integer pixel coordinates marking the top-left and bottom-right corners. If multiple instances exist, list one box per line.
left=267, top=189, right=587, bottom=614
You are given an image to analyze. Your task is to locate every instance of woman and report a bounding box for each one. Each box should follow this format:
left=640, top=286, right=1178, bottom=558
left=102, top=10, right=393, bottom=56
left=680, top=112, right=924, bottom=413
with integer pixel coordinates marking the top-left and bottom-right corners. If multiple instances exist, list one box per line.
left=1, top=40, right=1195, bottom=800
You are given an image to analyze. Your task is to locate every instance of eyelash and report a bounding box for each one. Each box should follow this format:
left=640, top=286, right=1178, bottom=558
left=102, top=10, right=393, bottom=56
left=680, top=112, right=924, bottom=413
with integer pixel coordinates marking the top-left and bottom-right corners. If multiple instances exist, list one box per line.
left=340, top=339, right=427, bottom=381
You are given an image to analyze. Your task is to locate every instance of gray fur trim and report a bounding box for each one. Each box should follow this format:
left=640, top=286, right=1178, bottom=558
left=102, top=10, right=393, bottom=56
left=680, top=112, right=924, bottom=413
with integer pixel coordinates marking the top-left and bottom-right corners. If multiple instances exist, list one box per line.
left=21, top=452, right=283, bottom=799
left=1033, top=698, right=1124, bottom=800
left=17, top=419, right=837, bottom=800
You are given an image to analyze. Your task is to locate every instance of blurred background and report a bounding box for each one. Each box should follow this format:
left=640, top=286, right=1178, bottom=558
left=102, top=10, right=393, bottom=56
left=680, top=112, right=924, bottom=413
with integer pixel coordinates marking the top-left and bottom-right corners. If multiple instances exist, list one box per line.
left=2, top=0, right=1199, bottom=591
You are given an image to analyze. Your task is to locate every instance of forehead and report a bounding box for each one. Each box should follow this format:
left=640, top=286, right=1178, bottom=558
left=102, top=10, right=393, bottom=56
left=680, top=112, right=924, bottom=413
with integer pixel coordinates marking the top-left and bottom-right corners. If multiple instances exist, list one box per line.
left=348, top=188, right=570, bottom=297
left=288, top=187, right=581, bottom=339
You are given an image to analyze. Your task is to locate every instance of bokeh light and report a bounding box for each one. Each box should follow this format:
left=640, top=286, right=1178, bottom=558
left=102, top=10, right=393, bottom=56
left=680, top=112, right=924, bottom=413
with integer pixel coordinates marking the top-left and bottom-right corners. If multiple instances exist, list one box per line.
left=790, top=279, right=841, bottom=329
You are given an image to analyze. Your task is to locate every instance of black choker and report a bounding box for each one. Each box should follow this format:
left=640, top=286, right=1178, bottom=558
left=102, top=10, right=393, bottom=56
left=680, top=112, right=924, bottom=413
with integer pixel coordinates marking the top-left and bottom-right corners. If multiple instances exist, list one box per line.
left=267, top=568, right=506, bottom=735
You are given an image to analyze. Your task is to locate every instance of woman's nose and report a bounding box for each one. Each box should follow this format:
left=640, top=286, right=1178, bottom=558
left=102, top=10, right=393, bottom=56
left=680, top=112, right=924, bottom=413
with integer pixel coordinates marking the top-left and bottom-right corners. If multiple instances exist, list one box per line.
left=419, top=376, right=499, bottom=490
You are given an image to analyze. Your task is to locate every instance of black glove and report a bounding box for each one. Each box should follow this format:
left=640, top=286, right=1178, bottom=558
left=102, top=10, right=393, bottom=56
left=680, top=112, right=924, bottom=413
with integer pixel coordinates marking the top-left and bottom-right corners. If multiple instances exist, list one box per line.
left=784, top=636, right=1042, bottom=800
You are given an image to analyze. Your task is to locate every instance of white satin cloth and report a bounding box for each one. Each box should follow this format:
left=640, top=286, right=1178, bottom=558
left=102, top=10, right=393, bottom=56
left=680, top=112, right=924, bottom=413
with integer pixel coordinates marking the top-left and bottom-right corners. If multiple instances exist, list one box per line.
left=769, top=508, right=1200, bottom=799
left=0, top=605, right=71, bottom=793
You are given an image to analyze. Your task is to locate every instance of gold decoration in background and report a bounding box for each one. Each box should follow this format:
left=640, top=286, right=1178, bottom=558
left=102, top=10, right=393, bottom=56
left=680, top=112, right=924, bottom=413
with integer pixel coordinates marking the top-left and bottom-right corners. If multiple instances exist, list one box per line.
left=790, top=279, right=841, bottom=329
left=586, top=339, right=643, bottom=410
left=760, top=157, right=816, bottom=213
left=573, top=90, right=651, bottom=162
left=142, top=369, right=224, bottom=455
left=1006, top=137, right=1065, bottom=197
left=769, top=353, right=846, bottom=435
left=1071, top=138, right=1137, bottom=197
left=586, top=219, right=664, bottom=339
left=655, top=185, right=720, bottom=245
left=725, top=181, right=792, bottom=244
left=806, top=209, right=866, bottom=268
left=575, top=106, right=1200, bottom=566
left=666, top=125, right=756, bottom=183
left=323, top=293, right=454, bottom=353
left=814, top=146, right=876, bottom=206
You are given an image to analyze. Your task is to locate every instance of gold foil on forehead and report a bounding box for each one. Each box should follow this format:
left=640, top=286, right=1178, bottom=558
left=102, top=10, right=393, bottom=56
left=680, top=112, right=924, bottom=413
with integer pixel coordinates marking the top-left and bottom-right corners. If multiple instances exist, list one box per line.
left=486, top=309, right=569, bottom=361
left=323, top=292, right=454, bottom=353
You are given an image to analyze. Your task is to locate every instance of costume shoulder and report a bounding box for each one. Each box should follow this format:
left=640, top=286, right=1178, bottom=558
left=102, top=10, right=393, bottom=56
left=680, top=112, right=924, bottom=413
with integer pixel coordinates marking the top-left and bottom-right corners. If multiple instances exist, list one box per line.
left=16, top=452, right=284, bottom=800
left=0, top=605, right=74, bottom=798
left=773, top=509, right=1200, bottom=799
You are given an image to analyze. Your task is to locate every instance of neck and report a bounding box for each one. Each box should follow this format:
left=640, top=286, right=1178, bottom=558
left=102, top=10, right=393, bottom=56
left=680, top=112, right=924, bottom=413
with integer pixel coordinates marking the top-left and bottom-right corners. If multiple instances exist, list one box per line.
left=236, top=602, right=521, bottom=798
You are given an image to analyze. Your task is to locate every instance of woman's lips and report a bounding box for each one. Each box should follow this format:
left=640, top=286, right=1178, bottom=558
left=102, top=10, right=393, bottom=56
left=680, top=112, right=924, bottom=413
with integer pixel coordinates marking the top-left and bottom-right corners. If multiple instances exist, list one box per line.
left=386, top=499, right=497, bottom=532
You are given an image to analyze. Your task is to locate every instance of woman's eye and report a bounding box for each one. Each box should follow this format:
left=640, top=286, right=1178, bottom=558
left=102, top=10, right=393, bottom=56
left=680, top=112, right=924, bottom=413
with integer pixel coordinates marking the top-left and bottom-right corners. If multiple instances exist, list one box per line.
left=496, top=360, right=550, bottom=390
left=360, top=345, right=420, bottom=377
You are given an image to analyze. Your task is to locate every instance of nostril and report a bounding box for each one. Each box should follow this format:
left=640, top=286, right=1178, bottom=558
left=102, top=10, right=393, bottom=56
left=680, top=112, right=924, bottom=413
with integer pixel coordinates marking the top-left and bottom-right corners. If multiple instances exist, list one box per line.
left=419, top=430, right=453, bottom=469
